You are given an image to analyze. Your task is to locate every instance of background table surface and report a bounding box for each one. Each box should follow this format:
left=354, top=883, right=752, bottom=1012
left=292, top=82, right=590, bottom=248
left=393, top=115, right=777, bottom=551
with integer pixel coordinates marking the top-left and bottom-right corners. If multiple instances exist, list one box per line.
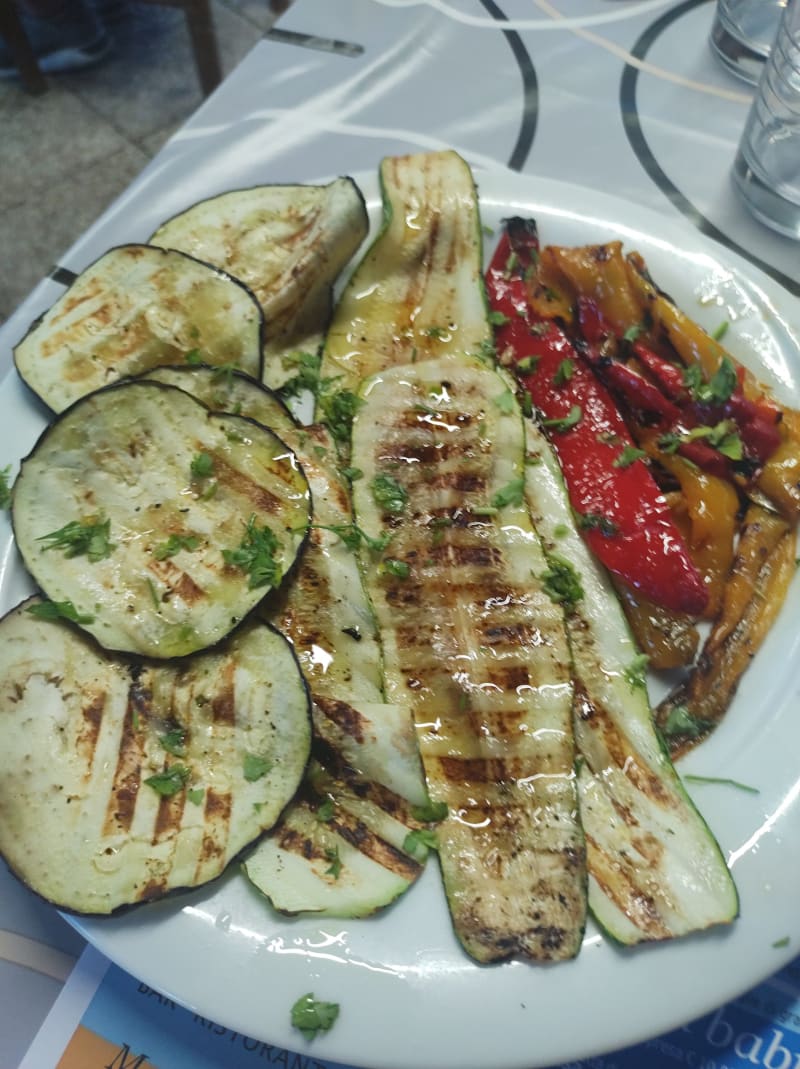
left=1, top=1, right=798, bottom=1066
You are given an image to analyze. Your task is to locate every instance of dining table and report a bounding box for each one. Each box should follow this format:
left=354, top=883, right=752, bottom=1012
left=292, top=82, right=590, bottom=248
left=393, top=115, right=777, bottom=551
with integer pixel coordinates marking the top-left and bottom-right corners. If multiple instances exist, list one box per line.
left=2, top=2, right=800, bottom=1068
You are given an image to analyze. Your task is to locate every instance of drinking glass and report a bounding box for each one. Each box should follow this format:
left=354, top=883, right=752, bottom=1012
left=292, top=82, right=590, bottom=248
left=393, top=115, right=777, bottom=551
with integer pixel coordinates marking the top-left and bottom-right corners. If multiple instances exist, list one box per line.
left=710, top=0, right=787, bottom=84
left=732, top=0, right=800, bottom=238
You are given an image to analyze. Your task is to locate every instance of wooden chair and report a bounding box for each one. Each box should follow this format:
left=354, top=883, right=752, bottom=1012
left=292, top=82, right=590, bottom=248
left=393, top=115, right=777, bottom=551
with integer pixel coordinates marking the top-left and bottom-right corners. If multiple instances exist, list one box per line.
left=0, top=0, right=223, bottom=96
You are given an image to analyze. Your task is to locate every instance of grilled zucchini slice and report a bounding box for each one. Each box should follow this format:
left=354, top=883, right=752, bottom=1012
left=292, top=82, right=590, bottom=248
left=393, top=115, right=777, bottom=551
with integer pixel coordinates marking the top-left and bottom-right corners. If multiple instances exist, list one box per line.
left=521, top=417, right=738, bottom=942
left=0, top=601, right=311, bottom=915
left=12, top=380, right=310, bottom=658
left=14, top=244, right=264, bottom=413
left=350, top=352, right=586, bottom=963
left=149, top=179, right=369, bottom=388
left=319, top=150, right=492, bottom=399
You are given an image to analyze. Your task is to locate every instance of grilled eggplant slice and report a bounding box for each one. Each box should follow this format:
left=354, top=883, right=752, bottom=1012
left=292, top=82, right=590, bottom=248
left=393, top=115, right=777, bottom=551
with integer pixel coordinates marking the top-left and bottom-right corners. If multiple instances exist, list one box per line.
left=142, top=363, right=299, bottom=445
left=14, top=245, right=264, bottom=413
left=149, top=179, right=368, bottom=388
left=319, top=150, right=492, bottom=399
left=521, top=417, right=738, bottom=943
left=351, top=352, right=586, bottom=963
left=0, top=601, right=311, bottom=915
left=244, top=700, right=428, bottom=917
left=12, top=380, right=310, bottom=658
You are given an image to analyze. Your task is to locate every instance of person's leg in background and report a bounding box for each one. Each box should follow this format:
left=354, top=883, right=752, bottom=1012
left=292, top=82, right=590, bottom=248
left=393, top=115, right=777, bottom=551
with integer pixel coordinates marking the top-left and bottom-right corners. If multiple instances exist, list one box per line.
left=0, top=0, right=111, bottom=78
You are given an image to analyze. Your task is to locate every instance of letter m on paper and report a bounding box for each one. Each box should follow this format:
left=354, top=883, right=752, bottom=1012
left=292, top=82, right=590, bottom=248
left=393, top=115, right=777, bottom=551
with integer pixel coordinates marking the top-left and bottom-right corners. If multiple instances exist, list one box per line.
left=105, top=1043, right=149, bottom=1069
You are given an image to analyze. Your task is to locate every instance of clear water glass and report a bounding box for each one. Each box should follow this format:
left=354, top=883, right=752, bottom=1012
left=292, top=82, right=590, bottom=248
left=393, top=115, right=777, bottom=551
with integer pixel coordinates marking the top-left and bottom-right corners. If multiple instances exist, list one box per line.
left=710, top=0, right=787, bottom=84
left=732, top=0, right=800, bottom=238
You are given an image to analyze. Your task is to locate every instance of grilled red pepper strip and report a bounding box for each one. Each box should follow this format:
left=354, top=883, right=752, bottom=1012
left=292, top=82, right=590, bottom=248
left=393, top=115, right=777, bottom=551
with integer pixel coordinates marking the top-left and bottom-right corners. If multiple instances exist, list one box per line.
left=487, top=222, right=708, bottom=616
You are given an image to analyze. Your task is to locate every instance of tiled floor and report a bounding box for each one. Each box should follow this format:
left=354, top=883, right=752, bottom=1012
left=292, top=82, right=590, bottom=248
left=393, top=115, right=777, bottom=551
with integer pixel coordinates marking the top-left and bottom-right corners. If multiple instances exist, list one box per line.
left=0, top=1, right=283, bottom=325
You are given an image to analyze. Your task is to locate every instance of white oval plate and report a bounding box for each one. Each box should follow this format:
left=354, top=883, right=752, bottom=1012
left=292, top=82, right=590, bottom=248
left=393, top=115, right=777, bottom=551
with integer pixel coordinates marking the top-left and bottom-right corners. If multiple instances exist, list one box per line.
left=2, top=167, right=800, bottom=1069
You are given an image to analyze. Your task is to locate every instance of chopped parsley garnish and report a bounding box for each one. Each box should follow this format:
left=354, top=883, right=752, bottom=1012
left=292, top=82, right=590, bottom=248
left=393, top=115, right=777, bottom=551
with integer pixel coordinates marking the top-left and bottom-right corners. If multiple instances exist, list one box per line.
left=623, top=322, right=647, bottom=343
left=190, top=452, right=214, bottom=478
left=38, top=516, right=115, bottom=562
left=291, top=993, right=340, bottom=1040
left=712, top=320, right=730, bottom=342
left=658, top=420, right=743, bottom=461
left=553, top=358, right=575, bottom=386
left=222, top=516, right=281, bottom=589
left=404, top=828, right=438, bottom=856
left=541, top=555, right=583, bottom=609
left=310, top=522, right=392, bottom=554
left=623, top=653, right=649, bottom=691
left=383, top=557, right=410, bottom=579
left=187, top=788, right=204, bottom=806
left=491, top=477, right=525, bottom=509
left=210, top=363, right=237, bottom=388
left=493, top=388, right=517, bottom=415
left=278, top=350, right=321, bottom=399
left=317, top=385, right=364, bottom=444
left=371, top=473, right=408, bottom=515
left=26, top=599, right=94, bottom=624
left=541, top=405, right=582, bottom=433
left=488, top=310, right=510, bottom=327
left=159, top=728, right=187, bottom=757
left=683, top=774, right=759, bottom=795
left=613, top=445, right=647, bottom=469
left=516, top=355, right=539, bottom=374
left=411, top=800, right=448, bottom=823
left=0, top=465, right=11, bottom=509
left=773, top=936, right=790, bottom=949
left=577, top=512, right=619, bottom=538
left=324, top=846, right=342, bottom=879
left=184, top=348, right=203, bottom=365
left=339, top=465, right=363, bottom=483
left=144, top=764, right=191, bottom=797
left=243, top=752, right=272, bottom=782
left=683, top=357, right=738, bottom=406
left=153, top=533, right=201, bottom=560
left=317, top=799, right=335, bottom=822
left=424, top=325, right=448, bottom=339
left=661, top=705, right=713, bottom=739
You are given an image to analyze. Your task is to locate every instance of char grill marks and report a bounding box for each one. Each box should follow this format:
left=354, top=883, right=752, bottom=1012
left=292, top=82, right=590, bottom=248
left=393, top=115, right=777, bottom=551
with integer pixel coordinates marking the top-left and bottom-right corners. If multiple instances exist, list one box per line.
left=354, top=356, right=586, bottom=962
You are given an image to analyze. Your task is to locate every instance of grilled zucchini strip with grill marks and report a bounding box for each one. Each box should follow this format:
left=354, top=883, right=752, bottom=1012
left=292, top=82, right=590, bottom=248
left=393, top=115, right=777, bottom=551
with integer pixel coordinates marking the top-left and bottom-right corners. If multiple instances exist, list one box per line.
left=521, top=418, right=738, bottom=943
left=351, top=352, right=586, bottom=962
left=140, top=367, right=430, bottom=913
left=250, top=423, right=430, bottom=915
left=12, top=380, right=310, bottom=659
left=149, top=179, right=369, bottom=390
left=0, top=602, right=311, bottom=915
left=14, top=244, right=264, bottom=413
left=319, top=150, right=491, bottom=399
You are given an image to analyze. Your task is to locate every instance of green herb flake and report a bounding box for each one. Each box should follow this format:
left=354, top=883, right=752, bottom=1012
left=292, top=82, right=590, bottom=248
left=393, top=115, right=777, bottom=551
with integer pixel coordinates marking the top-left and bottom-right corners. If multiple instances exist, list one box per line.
left=278, top=350, right=321, bottom=400
left=552, top=358, right=575, bottom=386
left=404, top=828, right=438, bottom=856
left=541, top=405, right=582, bottom=433
left=0, top=465, right=11, bottom=509
left=311, top=522, right=392, bottom=554
left=491, top=477, right=525, bottom=510
left=324, top=846, right=342, bottom=879
left=623, top=323, right=646, bottom=343
left=493, top=389, right=517, bottom=415
left=411, top=800, right=448, bottom=823
left=685, top=356, right=738, bottom=406
left=38, top=516, right=115, bottom=563
left=661, top=704, right=712, bottom=739
left=383, top=557, right=410, bottom=579
left=153, top=533, right=201, bottom=560
left=159, top=728, right=187, bottom=757
left=184, top=348, right=203, bottom=366
left=146, top=577, right=161, bottom=610
left=144, top=764, right=191, bottom=797
left=338, top=466, right=363, bottom=483
left=317, top=386, right=364, bottom=445
left=541, top=555, right=584, bottom=609
left=424, top=326, right=448, bottom=340
left=317, top=799, right=335, bottom=822
left=773, top=936, right=790, bottom=948
left=290, top=993, right=340, bottom=1041
left=190, top=452, right=214, bottom=479
left=243, top=752, right=272, bottom=782
left=371, top=473, right=408, bottom=515
left=577, top=512, right=619, bottom=538
left=613, top=445, right=647, bottom=469
left=223, top=516, right=281, bottom=589
left=623, top=653, right=650, bottom=691
left=712, top=321, right=730, bottom=342
left=488, top=310, right=510, bottom=328
left=683, top=774, right=759, bottom=795
left=26, top=599, right=94, bottom=625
